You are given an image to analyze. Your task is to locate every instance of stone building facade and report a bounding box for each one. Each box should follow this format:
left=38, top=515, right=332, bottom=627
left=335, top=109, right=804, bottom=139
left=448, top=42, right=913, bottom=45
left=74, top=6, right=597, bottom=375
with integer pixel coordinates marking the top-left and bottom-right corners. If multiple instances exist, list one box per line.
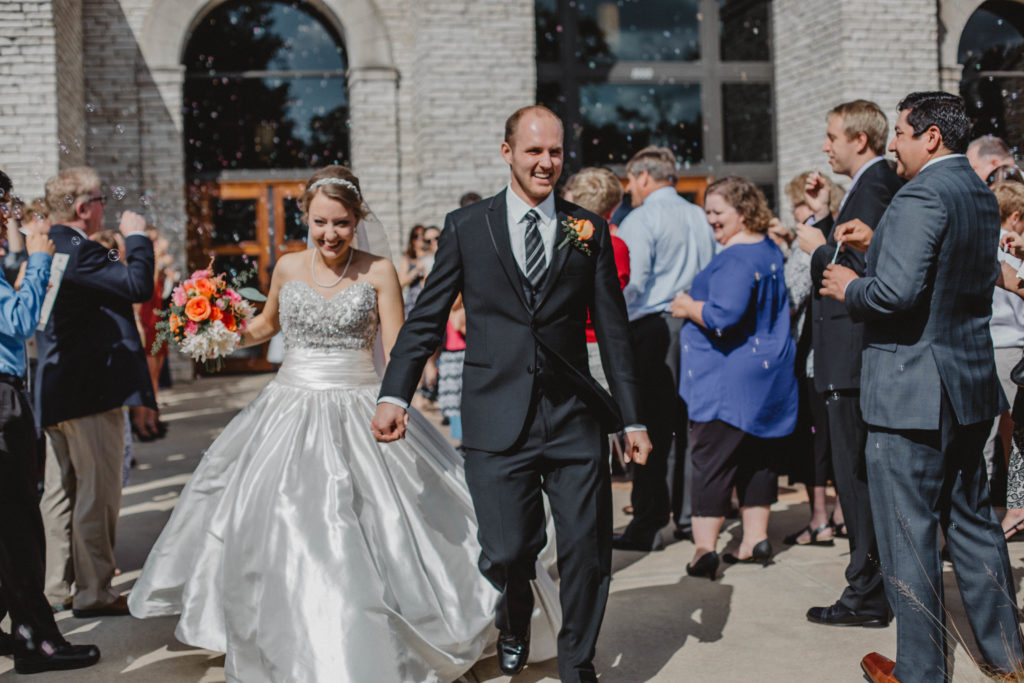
left=0, top=0, right=1016, bottom=256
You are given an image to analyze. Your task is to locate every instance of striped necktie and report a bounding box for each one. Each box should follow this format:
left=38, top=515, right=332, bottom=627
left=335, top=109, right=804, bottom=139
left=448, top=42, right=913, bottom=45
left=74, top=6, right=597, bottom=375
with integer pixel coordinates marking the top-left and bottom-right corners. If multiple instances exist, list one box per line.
left=523, top=209, right=546, bottom=289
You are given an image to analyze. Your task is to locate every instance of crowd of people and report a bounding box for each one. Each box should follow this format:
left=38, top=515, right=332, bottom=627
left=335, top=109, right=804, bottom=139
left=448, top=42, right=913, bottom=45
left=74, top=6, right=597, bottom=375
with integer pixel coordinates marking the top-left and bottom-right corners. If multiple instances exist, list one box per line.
left=1, top=91, right=1023, bottom=682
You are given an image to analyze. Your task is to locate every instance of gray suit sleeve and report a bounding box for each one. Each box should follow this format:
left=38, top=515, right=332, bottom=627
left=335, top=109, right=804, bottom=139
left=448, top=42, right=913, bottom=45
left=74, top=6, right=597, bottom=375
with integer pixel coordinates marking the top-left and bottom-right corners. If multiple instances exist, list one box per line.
left=845, top=183, right=946, bottom=321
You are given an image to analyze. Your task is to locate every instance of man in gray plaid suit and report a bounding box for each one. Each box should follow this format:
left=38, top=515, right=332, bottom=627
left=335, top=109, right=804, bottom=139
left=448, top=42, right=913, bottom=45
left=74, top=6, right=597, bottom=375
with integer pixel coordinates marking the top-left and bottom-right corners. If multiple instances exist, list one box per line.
left=821, top=91, right=1023, bottom=683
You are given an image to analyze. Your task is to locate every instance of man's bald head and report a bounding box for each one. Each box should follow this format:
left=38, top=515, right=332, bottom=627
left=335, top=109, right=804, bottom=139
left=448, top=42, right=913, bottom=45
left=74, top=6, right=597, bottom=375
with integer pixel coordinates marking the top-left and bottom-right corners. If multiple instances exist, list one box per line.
left=504, top=105, right=563, bottom=148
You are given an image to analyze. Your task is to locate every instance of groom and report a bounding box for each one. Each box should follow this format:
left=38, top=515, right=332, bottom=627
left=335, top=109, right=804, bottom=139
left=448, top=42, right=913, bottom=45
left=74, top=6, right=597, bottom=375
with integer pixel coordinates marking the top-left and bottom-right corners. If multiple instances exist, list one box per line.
left=372, top=105, right=650, bottom=682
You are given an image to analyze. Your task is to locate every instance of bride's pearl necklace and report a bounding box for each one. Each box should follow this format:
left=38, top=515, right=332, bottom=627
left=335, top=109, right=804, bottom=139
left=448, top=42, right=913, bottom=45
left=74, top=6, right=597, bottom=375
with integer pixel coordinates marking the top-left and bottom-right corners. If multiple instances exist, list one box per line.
left=311, top=246, right=354, bottom=288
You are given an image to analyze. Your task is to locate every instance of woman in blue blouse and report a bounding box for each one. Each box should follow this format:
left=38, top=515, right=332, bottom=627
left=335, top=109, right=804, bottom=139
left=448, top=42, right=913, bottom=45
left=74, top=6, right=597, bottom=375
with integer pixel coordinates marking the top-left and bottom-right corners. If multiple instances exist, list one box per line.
left=670, top=176, right=798, bottom=579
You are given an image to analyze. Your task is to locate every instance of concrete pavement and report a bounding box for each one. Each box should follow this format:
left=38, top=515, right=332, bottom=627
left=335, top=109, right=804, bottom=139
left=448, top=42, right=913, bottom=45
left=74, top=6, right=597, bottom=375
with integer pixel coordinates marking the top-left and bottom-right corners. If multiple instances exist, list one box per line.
left=0, top=373, right=1014, bottom=682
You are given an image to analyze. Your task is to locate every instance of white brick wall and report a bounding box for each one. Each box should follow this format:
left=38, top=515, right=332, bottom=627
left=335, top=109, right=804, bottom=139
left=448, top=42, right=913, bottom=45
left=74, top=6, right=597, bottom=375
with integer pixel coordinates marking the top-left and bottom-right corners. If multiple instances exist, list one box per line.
left=773, top=0, right=939, bottom=215
left=0, top=0, right=61, bottom=199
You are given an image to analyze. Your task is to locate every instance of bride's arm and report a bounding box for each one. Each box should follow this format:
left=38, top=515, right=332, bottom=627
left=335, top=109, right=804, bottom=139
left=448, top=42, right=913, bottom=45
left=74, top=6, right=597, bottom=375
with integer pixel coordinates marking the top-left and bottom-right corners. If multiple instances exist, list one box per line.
left=237, top=254, right=290, bottom=348
left=372, top=257, right=405, bottom=365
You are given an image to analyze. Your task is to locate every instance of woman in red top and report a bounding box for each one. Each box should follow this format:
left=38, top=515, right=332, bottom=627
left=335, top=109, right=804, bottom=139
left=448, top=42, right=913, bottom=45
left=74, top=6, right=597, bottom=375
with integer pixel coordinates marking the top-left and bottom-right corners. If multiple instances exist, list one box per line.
left=562, top=168, right=630, bottom=389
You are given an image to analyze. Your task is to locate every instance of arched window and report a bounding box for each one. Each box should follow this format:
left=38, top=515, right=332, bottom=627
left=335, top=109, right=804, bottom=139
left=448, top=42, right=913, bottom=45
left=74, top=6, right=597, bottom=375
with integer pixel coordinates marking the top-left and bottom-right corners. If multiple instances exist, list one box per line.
left=183, top=0, right=350, bottom=177
left=960, top=0, right=1024, bottom=150
left=536, top=0, right=774, bottom=202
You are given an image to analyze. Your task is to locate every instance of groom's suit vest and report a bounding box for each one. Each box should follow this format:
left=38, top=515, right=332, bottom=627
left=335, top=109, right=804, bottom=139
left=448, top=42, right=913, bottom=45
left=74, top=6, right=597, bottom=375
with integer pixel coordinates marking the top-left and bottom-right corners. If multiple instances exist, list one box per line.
left=381, top=192, right=641, bottom=453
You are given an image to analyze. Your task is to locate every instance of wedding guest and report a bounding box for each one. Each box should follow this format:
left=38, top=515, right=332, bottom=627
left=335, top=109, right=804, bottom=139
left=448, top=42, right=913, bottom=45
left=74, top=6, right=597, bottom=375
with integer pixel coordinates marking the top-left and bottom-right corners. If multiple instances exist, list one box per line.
left=822, top=92, right=1022, bottom=683
left=36, top=166, right=155, bottom=617
left=132, top=225, right=170, bottom=442
left=562, top=167, right=629, bottom=389
left=417, top=225, right=442, bottom=404
left=438, top=295, right=466, bottom=442
left=460, top=192, right=482, bottom=208
left=398, top=224, right=426, bottom=308
left=615, top=146, right=716, bottom=550
left=990, top=180, right=1024, bottom=540
left=805, top=100, right=903, bottom=630
left=0, top=169, right=100, bottom=673
left=671, top=176, right=797, bottom=579
left=967, top=134, right=1018, bottom=185
left=779, top=172, right=844, bottom=548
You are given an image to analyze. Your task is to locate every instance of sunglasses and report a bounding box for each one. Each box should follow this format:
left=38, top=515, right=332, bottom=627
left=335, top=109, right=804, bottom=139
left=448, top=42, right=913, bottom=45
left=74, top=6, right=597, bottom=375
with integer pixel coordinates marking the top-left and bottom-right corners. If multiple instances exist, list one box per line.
left=423, top=237, right=439, bottom=244
left=81, top=194, right=107, bottom=206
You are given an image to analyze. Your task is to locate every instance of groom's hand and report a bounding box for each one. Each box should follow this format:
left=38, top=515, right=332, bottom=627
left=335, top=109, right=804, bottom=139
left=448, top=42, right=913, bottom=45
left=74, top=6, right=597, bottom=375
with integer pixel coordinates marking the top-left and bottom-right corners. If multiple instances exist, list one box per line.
left=624, top=430, right=652, bottom=466
left=371, top=403, right=409, bottom=442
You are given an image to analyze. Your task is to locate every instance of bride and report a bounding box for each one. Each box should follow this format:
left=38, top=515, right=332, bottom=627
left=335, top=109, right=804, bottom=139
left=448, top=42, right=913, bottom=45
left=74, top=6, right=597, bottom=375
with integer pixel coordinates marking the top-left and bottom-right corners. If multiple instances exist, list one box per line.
left=128, top=166, right=559, bottom=682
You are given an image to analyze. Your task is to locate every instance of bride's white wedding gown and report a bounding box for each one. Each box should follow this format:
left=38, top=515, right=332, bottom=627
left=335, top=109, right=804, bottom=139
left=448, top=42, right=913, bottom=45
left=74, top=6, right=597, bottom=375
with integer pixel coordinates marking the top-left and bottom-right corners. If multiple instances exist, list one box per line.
left=128, top=280, right=560, bottom=682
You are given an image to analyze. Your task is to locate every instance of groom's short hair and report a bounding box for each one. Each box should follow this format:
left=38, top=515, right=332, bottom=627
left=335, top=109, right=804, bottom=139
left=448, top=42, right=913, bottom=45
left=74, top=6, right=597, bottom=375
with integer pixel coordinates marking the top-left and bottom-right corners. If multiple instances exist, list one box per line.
left=504, top=105, right=562, bottom=147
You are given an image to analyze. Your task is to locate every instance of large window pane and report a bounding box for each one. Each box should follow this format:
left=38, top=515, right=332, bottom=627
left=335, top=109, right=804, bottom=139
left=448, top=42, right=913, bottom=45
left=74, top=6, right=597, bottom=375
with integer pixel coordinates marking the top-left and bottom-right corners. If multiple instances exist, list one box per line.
left=576, top=0, right=700, bottom=65
left=720, top=0, right=770, bottom=61
left=210, top=199, right=257, bottom=245
left=722, top=82, right=773, bottom=162
left=184, top=0, right=349, bottom=178
left=577, top=83, right=703, bottom=165
left=535, top=0, right=561, bottom=62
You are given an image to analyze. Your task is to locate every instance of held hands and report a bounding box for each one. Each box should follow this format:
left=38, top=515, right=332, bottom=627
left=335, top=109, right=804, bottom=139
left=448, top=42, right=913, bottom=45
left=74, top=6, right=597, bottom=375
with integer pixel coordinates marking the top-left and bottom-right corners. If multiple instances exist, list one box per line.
left=795, top=222, right=826, bottom=255
left=624, top=430, right=652, bottom=466
left=833, top=219, right=873, bottom=252
left=803, top=171, right=830, bottom=221
left=819, top=264, right=859, bottom=303
left=118, top=210, right=146, bottom=236
left=371, top=402, right=410, bottom=442
left=26, top=232, right=55, bottom=256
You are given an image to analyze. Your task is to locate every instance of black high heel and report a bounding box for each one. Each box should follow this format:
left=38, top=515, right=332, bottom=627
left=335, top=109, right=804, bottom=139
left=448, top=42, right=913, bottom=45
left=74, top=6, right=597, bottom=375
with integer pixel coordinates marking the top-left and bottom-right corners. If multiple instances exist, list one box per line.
left=686, top=551, right=719, bottom=580
left=723, top=539, right=773, bottom=567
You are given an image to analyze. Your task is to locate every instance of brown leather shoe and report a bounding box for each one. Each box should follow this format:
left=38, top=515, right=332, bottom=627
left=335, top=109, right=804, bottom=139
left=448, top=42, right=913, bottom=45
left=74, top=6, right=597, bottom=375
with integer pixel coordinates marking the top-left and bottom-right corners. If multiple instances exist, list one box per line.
left=72, top=595, right=130, bottom=618
left=861, top=652, right=899, bottom=683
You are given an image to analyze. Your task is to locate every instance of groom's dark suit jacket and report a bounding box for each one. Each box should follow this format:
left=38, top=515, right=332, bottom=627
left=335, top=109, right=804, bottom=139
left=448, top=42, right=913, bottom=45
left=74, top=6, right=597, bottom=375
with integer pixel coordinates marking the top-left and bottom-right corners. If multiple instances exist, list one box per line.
left=34, top=225, right=156, bottom=428
left=381, top=192, right=641, bottom=452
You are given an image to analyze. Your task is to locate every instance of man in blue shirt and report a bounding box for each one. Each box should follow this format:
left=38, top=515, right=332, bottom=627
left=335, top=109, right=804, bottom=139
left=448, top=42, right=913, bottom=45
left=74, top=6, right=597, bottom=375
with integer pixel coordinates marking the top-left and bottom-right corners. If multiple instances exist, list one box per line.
left=614, top=147, right=716, bottom=550
left=0, top=169, right=100, bottom=673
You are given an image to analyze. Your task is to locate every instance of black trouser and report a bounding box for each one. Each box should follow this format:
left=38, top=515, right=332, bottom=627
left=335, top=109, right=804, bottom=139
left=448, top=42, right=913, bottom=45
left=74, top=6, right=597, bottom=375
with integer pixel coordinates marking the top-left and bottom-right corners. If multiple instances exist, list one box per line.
left=623, top=313, right=685, bottom=540
left=823, top=391, right=887, bottom=615
left=690, top=419, right=778, bottom=516
left=463, top=381, right=609, bottom=683
left=0, top=377, right=61, bottom=644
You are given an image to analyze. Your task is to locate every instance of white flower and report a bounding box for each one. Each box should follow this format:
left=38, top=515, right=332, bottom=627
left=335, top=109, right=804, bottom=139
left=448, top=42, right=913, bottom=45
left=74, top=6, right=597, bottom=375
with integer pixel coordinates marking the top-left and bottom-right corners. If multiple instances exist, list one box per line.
left=179, top=320, right=240, bottom=362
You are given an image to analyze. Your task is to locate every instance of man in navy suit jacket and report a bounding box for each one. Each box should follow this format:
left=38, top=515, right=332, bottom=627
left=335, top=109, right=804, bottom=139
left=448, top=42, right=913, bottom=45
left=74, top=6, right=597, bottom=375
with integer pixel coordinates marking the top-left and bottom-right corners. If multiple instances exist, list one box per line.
left=35, top=167, right=155, bottom=617
left=822, top=93, right=1023, bottom=683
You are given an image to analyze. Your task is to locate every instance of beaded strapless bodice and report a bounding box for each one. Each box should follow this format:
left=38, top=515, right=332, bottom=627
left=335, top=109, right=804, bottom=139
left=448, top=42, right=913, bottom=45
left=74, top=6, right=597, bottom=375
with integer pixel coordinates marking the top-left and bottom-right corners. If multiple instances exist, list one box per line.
left=278, top=280, right=378, bottom=351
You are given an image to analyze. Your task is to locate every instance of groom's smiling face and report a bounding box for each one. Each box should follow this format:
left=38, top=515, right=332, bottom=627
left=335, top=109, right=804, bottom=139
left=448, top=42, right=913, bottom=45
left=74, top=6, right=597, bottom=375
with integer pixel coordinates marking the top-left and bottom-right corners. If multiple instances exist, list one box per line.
left=502, top=111, right=564, bottom=205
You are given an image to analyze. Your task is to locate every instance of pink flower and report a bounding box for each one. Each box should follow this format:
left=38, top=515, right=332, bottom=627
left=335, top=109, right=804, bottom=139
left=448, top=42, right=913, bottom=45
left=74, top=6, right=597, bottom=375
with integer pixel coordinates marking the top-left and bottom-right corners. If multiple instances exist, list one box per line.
left=215, top=298, right=227, bottom=309
left=225, top=289, right=242, bottom=303
left=185, top=320, right=198, bottom=336
left=172, top=286, right=187, bottom=307
left=191, top=269, right=212, bottom=279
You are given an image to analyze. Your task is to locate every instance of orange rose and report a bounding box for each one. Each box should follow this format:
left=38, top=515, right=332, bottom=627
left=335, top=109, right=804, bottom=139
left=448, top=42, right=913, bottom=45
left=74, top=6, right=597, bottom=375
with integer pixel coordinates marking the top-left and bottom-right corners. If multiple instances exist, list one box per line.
left=209, top=306, right=223, bottom=322
left=574, top=218, right=595, bottom=241
left=222, top=311, right=237, bottom=332
left=185, top=296, right=211, bottom=322
left=169, top=313, right=182, bottom=332
left=193, top=278, right=216, bottom=298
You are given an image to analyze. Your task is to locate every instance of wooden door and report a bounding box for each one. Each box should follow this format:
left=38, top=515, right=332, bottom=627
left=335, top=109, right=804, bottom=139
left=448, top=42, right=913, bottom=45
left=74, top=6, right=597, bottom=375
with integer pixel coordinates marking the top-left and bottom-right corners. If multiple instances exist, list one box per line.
left=187, top=178, right=308, bottom=372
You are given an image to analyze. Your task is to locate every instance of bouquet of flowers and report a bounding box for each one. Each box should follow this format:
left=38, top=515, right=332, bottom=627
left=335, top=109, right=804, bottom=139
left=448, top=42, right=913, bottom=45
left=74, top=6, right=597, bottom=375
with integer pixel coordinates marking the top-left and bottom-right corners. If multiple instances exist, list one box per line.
left=152, top=266, right=264, bottom=370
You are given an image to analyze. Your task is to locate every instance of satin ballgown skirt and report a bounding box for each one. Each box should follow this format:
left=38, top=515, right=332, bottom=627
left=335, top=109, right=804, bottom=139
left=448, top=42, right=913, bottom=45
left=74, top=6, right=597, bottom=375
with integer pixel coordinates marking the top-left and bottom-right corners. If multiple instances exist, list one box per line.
left=128, top=347, right=560, bottom=682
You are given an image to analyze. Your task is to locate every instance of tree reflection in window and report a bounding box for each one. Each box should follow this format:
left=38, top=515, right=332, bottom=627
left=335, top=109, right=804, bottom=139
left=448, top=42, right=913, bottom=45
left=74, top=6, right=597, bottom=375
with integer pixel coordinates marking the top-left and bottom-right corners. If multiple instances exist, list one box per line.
left=183, top=0, right=349, bottom=178
left=959, top=0, right=1024, bottom=147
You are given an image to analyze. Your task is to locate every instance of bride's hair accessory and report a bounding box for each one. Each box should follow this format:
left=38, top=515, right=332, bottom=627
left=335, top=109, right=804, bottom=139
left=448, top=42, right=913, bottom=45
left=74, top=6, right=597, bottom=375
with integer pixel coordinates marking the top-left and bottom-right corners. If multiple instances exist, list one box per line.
left=310, top=177, right=361, bottom=199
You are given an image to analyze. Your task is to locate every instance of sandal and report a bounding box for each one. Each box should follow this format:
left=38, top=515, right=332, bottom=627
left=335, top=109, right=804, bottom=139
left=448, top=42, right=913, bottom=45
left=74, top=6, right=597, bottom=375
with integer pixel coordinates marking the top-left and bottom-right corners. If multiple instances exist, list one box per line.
left=829, top=514, right=848, bottom=538
left=783, top=523, right=835, bottom=546
left=1004, top=518, right=1024, bottom=542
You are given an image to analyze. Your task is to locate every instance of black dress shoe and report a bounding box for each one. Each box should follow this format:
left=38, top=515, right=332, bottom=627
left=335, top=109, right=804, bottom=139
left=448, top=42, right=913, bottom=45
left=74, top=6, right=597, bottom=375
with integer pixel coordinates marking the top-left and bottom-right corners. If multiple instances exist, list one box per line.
left=612, top=532, right=664, bottom=552
left=72, top=594, right=130, bottom=618
left=806, top=602, right=890, bottom=628
left=673, top=526, right=692, bottom=541
left=497, top=630, right=529, bottom=676
left=14, top=639, right=101, bottom=674
left=722, top=539, right=773, bottom=567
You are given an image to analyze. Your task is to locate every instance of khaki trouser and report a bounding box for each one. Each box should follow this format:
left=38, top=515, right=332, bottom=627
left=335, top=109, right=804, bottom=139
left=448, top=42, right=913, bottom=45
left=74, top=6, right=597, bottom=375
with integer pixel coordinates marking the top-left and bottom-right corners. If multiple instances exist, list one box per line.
left=40, top=407, right=125, bottom=610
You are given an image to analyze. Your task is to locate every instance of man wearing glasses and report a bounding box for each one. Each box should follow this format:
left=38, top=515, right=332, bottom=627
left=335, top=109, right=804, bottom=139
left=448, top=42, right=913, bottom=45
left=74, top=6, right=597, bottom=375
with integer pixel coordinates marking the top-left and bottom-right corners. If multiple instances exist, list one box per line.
left=35, top=166, right=156, bottom=618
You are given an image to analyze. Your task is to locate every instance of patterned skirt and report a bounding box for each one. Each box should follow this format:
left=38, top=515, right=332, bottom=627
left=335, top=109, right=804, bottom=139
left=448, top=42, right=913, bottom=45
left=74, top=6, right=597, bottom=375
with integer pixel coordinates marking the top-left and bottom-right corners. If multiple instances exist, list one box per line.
left=437, top=349, right=465, bottom=419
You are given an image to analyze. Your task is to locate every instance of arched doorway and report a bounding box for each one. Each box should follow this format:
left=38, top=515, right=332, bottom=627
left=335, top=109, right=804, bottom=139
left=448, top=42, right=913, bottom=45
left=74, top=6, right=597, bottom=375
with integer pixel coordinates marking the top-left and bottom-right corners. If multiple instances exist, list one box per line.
left=183, top=0, right=351, bottom=369
left=960, top=0, right=1024, bottom=151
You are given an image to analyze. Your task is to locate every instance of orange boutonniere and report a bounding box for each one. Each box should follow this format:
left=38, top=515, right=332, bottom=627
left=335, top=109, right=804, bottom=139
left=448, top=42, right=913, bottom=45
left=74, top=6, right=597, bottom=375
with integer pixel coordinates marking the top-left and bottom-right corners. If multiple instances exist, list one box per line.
left=559, top=216, right=595, bottom=256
